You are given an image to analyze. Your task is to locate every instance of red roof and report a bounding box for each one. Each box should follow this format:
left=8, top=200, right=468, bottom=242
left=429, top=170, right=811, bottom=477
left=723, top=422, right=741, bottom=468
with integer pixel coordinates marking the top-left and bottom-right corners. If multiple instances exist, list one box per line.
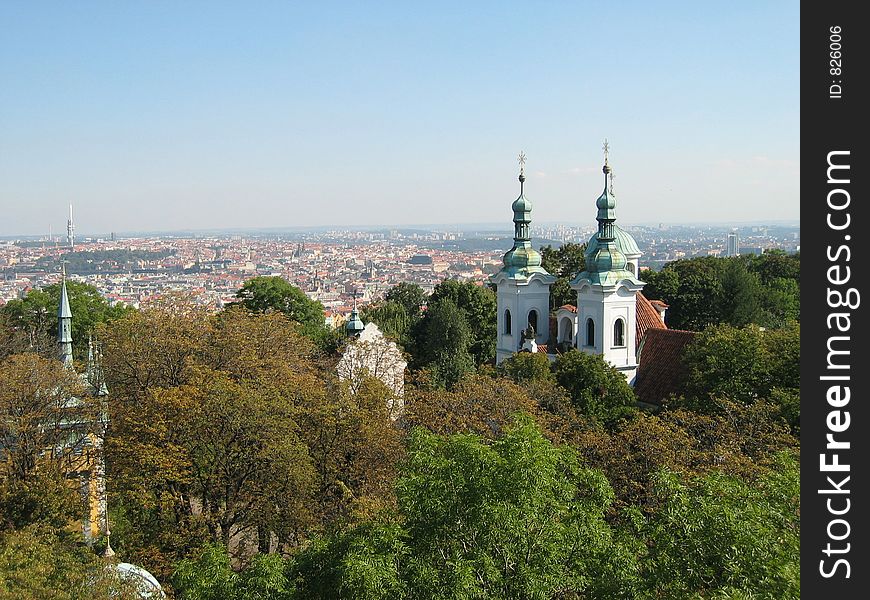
left=635, top=293, right=667, bottom=350
left=557, top=304, right=577, bottom=313
left=634, top=329, right=697, bottom=405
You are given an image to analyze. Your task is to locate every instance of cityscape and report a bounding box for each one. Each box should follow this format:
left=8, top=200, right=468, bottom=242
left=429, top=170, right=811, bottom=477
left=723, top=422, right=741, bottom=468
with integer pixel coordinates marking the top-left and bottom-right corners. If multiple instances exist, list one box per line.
left=0, top=2, right=801, bottom=599
left=0, top=214, right=799, bottom=322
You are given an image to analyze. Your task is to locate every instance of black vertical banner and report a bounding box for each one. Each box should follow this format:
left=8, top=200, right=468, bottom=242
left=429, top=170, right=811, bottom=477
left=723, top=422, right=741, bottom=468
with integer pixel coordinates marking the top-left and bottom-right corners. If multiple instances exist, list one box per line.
left=801, top=2, right=868, bottom=597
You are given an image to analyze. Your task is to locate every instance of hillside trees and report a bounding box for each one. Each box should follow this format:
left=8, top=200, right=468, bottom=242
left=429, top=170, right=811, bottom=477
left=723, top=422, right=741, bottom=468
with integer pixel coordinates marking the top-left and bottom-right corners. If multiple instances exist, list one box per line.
left=0, top=281, right=131, bottom=360
left=641, top=253, right=799, bottom=330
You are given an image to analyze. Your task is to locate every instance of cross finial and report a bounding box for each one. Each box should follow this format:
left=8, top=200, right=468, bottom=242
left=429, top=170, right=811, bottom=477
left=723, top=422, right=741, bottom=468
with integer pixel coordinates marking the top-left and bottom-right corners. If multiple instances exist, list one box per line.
left=517, top=151, right=526, bottom=176
left=602, top=139, right=610, bottom=165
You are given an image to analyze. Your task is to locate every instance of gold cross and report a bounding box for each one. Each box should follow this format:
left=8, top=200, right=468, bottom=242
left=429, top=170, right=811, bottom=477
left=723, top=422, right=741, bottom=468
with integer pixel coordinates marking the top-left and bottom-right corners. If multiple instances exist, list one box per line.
left=518, top=151, right=526, bottom=175
left=602, top=139, right=610, bottom=164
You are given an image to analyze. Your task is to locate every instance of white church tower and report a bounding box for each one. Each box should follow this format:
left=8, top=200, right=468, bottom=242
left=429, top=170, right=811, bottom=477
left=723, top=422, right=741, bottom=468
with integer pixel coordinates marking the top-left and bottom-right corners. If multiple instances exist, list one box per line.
left=570, top=143, right=645, bottom=382
left=491, top=153, right=555, bottom=364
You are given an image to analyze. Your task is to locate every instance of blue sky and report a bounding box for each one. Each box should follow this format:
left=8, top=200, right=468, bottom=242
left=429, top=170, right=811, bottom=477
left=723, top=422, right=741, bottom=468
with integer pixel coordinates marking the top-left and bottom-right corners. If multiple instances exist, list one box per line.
left=0, top=1, right=799, bottom=236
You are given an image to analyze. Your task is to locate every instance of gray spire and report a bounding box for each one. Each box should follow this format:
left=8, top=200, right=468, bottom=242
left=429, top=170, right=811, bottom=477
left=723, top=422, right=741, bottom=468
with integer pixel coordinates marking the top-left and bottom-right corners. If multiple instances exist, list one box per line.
left=58, top=263, right=74, bottom=367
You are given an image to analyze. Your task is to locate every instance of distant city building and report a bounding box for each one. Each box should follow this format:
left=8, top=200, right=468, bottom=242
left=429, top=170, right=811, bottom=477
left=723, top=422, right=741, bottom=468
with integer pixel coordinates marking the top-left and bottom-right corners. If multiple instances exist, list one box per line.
left=67, top=204, right=75, bottom=250
left=726, top=231, right=739, bottom=257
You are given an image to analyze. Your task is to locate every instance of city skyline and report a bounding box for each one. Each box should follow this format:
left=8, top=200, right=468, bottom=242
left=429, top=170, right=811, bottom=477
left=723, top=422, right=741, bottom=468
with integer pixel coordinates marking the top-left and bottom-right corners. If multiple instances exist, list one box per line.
left=1, top=1, right=799, bottom=236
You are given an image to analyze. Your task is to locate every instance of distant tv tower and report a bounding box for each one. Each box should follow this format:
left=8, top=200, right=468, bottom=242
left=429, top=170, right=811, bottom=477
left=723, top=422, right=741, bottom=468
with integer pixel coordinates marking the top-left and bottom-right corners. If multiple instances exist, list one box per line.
left=67, top=204, right=75, bottom=250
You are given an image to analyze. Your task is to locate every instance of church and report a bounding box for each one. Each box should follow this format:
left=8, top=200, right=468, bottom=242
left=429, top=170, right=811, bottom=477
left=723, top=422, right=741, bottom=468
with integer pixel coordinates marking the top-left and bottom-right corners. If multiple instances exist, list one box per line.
left=491, top=146, right=691, bottom=393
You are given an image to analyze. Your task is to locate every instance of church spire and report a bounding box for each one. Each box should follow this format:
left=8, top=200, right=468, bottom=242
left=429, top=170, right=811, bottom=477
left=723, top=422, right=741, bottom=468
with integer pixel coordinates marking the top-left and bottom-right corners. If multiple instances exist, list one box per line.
left=595, top=139, right=617, bottom=242
left=58, top=261, right=74, bottom=368
left=512, top=151, right=531, bottom=243
left=345, top=289, right=365, bottom=336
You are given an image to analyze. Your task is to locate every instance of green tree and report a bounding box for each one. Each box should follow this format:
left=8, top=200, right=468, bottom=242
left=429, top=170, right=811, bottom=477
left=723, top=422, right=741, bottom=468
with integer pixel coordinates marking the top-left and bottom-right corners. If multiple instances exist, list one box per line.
left=638, top=454, right=800, bottom=599
left=361, top=301, right=410, bottom=344
left=173, top=543, right=294, bottom=600
left=0, top=526, right=143, bottom=600
left=642, top=257, right=726, bottom=330
left=292, top=418, right=641, bottom=599
left=234, top=276, right=324, bottom=328
left=383, top=283, right=427, bottom=321
left=412, top=298, right=475, bottom=389
left=498, top=351, right=554, bottom=384
left=540, top=242, right=586, bottom=308
left=0, top=281, right=131, bottom=361
left=681, top=324, right=775, bottom=408
left=423, top=280, right=497, bottom=366
left=719, top=257, right=764, bottom=327
left=552, top=350, right=637, bottom=426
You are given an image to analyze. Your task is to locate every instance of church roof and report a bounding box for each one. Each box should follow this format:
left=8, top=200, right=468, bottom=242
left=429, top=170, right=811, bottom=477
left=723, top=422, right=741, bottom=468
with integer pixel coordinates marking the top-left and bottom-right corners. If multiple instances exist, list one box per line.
left=635, top=292, right=667, bottom=350
left=634, top=329, right=697, bottom=406
left=586, top=224, right=642, bottom=257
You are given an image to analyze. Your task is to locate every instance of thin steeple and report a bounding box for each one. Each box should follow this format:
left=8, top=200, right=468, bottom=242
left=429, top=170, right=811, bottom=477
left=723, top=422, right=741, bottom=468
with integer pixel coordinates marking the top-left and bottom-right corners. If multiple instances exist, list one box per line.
left=58, top=260, right=74, bottom=368
left=498, top=152, right=550, bottom=278
left=345, top=289, right=365, bottom=336
left=595, top=140, right=617, bottom=242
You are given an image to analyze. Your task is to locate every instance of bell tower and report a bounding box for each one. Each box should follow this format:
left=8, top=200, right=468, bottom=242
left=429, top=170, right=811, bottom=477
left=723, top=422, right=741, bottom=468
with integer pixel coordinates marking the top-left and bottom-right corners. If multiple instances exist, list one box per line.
left=490, top=153, right=555, bottom=364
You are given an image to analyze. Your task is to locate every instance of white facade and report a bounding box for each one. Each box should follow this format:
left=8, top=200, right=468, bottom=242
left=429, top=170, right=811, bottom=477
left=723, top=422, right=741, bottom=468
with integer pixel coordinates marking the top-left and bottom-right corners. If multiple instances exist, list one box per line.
left=337, top=322, right=407, bottom=418
left=492, top=272, right=553, bottom=364
left=572, top=278, right=644, bottom=383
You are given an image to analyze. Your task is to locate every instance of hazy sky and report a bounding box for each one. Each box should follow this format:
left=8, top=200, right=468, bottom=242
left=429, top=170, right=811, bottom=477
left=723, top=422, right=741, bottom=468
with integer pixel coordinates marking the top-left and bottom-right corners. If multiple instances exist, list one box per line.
left=0, top=1, right=799, bottom=237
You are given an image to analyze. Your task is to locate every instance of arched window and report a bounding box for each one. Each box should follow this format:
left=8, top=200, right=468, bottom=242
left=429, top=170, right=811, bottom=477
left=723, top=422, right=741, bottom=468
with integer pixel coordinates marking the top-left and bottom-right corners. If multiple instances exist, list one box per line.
left=585, top=318, right=595, bottom=347
left=504, top=309, right=512, bottom=334
left=559, top=317, right=573, bottom=343
left=527, top=309, right=538, bottom=335
left=627, top=262, right=636, bottom=274
left=613, top=318, right=625, bottom=347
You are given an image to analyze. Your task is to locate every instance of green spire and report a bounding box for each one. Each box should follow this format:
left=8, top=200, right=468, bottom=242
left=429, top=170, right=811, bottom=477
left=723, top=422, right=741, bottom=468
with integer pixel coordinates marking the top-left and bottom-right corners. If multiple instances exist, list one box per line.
left=499, top=153, right=551, bottom=279
left=345, top=290, right=365, bottom=336
left=58, top=261, right=73, bottom=367
left=573, top=142, right=641, bottom=287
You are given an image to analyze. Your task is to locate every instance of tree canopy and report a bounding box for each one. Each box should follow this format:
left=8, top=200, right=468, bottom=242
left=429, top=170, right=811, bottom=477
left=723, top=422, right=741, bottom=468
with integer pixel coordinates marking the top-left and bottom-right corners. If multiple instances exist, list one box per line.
left=540, top=242, right=586, bottom=308
left=233, top=276, right=324, bottom=328
left=0, top=281, right=131, bottom=361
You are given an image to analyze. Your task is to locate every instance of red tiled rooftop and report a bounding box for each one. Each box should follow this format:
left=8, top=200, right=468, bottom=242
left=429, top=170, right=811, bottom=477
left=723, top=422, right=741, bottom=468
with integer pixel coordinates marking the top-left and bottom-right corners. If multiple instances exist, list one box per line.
left=636, top=292, right=667, bottom=350
left=634, top=328, right=697, bottom=406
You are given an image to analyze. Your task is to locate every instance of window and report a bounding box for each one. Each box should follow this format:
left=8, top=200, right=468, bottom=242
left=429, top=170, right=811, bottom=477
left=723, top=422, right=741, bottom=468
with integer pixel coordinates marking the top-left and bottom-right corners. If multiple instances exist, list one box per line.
left=585, top=318, right=595, bottom=347
left=613, top=318, right=625, bottom=347
left=504, top=309, right=512, bottom=334
left=527, top=309, right=538, bottom=335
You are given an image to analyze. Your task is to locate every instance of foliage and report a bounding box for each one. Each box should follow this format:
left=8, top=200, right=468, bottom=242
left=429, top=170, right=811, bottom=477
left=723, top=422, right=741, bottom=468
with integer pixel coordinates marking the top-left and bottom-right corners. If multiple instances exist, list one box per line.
left=298, top=376, right=405, bottom=526
left=678, top=322, right=800, bottom=420
left=292, top=418, right=642, bottom=599
left=0, top=468, right=80, bottom=531
left=173, top=543, right=294, bottom=600
left=0, top=281, right=132, bottom=360
left=411, top=298, right=476, bottom=389
left=540, top=242, right=587, bottom=308
left=641, top=254, right=799, bottom=331
left=233, top=276, right=324, bottom=328
left=420, top=280, right=497, bottom=367
left=0, top=353, right=94, bottom=483
left=552, top=350, right=637, bottom=426
left=0, top=526, right=141, bottom=600
left=360, top=301, right=411, bottom=346
left=498, top=351, right=554, bottom=384
left=638, top=454, right=800, bottom=599
left=405, top=374, right=542, bottom=439
left=383, top=283, right=427, bottom=321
